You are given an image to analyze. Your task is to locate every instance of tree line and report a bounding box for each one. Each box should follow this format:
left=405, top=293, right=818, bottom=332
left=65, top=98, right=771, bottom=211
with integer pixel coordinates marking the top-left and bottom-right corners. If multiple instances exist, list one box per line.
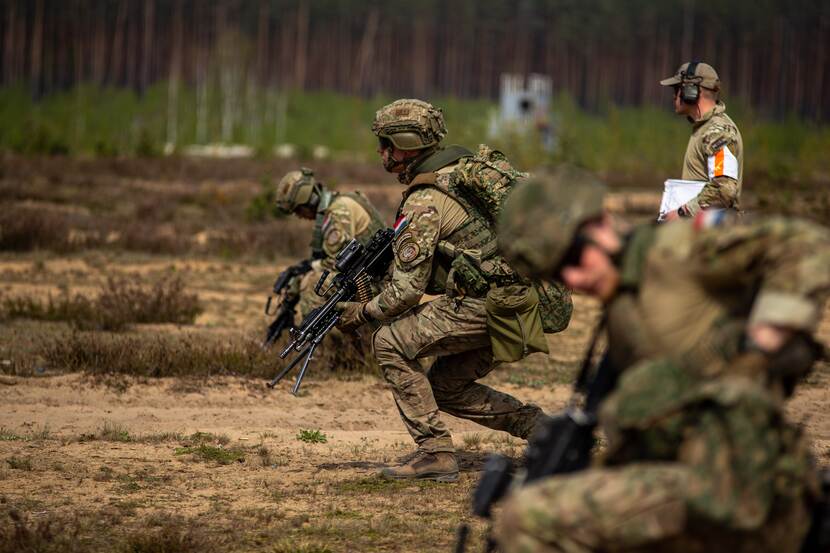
left=2, top=0, right=828, bottom=120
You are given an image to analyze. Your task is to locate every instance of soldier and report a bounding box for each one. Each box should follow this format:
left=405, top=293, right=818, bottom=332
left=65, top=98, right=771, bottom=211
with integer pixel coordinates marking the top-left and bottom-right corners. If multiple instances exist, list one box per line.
left=336, top=99, right=571, bottom=482
left=494, top=167, right=829, bottom=552
left=273, top=167, right=385, bottom=317
left=660, top=61, right=744, bottom=220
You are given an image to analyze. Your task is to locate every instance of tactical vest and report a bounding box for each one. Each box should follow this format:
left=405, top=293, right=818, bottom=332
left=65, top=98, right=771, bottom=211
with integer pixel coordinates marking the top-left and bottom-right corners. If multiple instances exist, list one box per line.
left=309, top=190, right=385, bottom=258
left=399, top=147, right=520, bottom=298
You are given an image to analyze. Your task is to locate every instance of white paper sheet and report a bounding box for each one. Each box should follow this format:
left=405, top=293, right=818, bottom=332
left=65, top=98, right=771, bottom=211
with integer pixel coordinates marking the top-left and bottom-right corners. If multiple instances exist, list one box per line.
left=658, top=179, right=706, bottom=220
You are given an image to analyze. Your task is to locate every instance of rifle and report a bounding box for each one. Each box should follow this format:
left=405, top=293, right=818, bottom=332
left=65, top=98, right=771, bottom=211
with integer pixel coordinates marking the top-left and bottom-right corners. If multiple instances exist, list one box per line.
left=262, top=259, right=313, bottom=348
left=266, top=227, right=398, bottom=394
left=457, top=319, right=614, bottom=553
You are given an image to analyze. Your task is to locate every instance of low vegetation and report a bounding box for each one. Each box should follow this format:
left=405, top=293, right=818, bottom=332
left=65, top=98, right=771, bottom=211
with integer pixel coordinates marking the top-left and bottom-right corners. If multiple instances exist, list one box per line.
left=0, top=276, right=202, bottom=331
left=296, top=429, right=328, bottom=444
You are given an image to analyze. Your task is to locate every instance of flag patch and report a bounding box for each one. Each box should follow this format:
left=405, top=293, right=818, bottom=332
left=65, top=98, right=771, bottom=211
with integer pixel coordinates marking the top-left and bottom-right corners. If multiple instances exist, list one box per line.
left=393, top=215, right=409, bottom=236
left=707, top=146, right=739, bottom=180
left=694, top=209, right=727, bottom=230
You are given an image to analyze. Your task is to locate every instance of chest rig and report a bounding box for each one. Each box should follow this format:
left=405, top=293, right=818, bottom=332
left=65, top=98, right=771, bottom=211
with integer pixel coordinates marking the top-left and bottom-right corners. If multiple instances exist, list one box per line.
left=398, top=147, right=521, bottom=298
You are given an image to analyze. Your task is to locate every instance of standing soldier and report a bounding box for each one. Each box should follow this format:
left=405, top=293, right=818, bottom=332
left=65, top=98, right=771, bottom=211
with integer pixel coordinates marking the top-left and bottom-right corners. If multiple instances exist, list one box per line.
left=494, top=168, right=829, bottom=553
left=336, top=99, right=572, bottom=482
left=273, top=167, right=385, bottom=318
left=661, top=61, right=744, bottom=220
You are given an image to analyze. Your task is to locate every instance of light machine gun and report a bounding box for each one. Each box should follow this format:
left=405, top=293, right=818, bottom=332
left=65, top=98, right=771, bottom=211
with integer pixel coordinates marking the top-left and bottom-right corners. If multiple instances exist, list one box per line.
left=266, top=227, right=398, bottom=394
left=262, top=259, right=314, bottom=348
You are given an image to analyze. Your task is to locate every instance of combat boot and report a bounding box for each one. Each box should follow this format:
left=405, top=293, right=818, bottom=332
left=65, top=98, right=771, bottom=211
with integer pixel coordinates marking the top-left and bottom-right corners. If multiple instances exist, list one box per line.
left=380, top=451, right=459, bottom=482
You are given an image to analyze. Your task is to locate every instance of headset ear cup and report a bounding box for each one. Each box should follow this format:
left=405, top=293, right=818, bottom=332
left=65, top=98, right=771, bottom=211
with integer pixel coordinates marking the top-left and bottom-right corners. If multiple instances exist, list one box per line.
left=681, top=82, right=699, bottom=104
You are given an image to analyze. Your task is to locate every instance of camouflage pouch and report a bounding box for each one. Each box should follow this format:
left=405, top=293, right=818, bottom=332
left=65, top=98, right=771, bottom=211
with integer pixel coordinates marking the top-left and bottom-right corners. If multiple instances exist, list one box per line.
left=533, top=281, right=573, bottom=334
left=447, top=253, right=491, bottom=298
left=485, top=285, right=549, bottom=363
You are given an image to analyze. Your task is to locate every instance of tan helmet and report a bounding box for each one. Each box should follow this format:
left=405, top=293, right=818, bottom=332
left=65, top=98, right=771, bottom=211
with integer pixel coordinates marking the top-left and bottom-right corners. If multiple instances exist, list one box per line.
left=498, top=166, right=607, bottom=279
left=372, top=99, right=447, bottom=151
left=274, top=167, right=319, bottom=214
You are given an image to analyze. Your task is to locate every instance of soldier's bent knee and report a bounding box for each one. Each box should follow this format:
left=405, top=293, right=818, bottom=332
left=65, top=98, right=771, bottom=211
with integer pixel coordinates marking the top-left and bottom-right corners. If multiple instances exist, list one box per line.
left=372, top=325, right=402, bottom=365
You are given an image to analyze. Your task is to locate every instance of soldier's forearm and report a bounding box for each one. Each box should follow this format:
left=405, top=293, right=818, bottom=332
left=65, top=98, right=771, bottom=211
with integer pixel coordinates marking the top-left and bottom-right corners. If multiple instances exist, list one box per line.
left=684, top=177, right=739, bottom=213
left=365, top=286, right=423, bottom=321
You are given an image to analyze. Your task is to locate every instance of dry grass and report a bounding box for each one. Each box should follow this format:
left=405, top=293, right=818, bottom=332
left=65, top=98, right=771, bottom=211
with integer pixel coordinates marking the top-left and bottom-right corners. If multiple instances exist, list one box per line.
left=0, top=276, right=202, bottom=331
left=37, top=328, right=377, bottom=381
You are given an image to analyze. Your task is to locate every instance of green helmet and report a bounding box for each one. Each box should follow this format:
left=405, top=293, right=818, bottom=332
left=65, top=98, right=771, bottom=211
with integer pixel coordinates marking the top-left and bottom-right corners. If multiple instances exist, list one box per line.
left=372, top=99, right=447, bottom=151
left=498, top=165, right=607, bottom=279
left=274, top=167, right=320, bottom=214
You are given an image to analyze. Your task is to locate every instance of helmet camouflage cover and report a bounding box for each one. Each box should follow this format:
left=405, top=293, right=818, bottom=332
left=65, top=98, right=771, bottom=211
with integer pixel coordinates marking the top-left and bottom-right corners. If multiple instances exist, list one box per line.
left=498, top=165, right=607, bottom=279
left=372, top=99, right=447, bottom=151
left=274, top=167, right=319, bottom=214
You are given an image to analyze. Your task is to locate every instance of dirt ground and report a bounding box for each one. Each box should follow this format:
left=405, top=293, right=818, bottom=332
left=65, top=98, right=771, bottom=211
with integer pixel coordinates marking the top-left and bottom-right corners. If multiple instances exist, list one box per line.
left=1, top=157, right=829, bottom=552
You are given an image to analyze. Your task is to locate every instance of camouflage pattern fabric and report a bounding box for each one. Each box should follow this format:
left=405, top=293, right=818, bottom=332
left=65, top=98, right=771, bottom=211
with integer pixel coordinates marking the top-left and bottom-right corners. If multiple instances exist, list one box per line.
left=495, top=361, right=815, bottom=553
left=606, top=214, right=830, bottom=379
left=298, top=192, right=385, bottom=316
left=372, top=295, right=544, bottom=452
left=680, top=102, right=744, bottom=215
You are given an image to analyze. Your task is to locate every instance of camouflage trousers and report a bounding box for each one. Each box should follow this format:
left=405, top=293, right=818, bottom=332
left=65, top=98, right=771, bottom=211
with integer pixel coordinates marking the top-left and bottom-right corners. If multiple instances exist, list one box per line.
left=372, top=295, right=544, bottom=453
left=495, top=463, right=810, bottom=553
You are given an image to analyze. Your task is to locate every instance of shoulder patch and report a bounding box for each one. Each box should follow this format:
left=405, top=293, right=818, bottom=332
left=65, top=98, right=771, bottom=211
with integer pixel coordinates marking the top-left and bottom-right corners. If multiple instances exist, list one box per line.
left=325, top=228, right=342, bottom=246
left=397, top=240, right=421, bottom=263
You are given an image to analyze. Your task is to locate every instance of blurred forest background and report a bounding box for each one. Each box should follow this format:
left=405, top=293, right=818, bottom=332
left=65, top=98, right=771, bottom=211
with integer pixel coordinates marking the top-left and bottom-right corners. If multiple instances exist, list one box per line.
left=1, top=0, right=829, bottom=184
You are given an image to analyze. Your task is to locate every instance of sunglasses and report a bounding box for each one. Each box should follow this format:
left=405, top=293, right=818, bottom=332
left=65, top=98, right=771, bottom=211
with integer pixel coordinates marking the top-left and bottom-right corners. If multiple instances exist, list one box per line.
left=555, top=234, right=589, bottom=276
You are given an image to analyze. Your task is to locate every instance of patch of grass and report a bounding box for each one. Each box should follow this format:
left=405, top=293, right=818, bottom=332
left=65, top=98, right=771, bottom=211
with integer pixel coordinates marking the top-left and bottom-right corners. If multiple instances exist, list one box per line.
left=462, top=433, right=483, bottom=449
left=0, top=276, right=201, bottom=331
left=0, top=428, right=22, bottom=442
left=97, top=420, right=132, bottom=442
left=271, top=543, right=333, bottom=553
left=332, top=476, right=441, bottom=494
left=174, top=444, right=245, bottom=465
left=6, top=457, right=33, bottom=471
left=296, top=429, right=328, bottom=444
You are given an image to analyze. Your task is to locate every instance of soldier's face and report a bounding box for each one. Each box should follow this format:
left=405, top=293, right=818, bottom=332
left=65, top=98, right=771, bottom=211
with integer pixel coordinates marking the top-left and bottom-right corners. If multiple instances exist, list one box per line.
left=294, top=205, right=316, bottom=220
left=377, top=140, right=417, bottom=173
left=559, top=219, right=621, bottom=302
left=560, top=244, right=619, bottom=302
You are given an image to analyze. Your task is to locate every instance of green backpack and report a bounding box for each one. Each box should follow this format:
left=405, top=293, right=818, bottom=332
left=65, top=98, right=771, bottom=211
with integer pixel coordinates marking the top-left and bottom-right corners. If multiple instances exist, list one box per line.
left=447, top=145, right=573, bottom=334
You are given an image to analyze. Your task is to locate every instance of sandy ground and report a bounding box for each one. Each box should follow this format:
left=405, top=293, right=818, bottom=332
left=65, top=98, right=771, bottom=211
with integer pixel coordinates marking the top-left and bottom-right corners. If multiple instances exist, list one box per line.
left=1, top=240, right=829, bottom=551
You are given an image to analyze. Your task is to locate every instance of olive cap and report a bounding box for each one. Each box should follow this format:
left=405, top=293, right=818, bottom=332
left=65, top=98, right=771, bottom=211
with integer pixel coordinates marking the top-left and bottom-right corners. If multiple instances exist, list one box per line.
left=660, top=61, right=720, bottom=91
left=274, top=167, right=318, bottom=214
left=498, top=166, right=607, bottom=279
left=372, top=99, right=447, bottom=151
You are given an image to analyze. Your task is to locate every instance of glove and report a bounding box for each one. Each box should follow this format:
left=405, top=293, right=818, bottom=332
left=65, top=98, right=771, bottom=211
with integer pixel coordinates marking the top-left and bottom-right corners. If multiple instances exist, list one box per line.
left=336, top=301, right=370, bottom=332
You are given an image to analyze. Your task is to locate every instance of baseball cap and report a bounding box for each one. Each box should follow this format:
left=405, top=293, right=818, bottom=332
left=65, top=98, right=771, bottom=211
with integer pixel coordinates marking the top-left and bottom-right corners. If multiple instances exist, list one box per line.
left=660, top=61, right=720, bottom=91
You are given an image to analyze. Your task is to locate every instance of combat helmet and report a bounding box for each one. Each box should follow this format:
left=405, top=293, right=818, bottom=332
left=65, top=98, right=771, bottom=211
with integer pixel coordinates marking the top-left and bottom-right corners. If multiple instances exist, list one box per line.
left=372, top=99, right=447, bottom=151
left=274, top=167, right=320, bottom=214
left=498, top=165, right=606, bottom=279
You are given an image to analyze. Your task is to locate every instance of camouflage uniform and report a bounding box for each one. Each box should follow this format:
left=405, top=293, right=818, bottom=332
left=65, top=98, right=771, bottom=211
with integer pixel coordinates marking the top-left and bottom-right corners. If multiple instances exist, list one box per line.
left=364, top=100, right=550, bottom=456
left=296, top=191, right=385, bottom=316
left=661, top=63, right=744, bottom=215
left=274, top=168, right=385, bottom=317
left=495, top=171, right=830, bottom=553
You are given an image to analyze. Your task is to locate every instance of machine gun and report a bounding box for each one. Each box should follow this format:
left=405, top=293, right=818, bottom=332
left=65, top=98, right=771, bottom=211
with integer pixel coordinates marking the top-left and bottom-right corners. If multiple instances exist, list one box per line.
left=262, top=259, right=314, bottom=348
left=457, top=321, right=614, bottom=553
left=266, top=227, right=398, bottom=394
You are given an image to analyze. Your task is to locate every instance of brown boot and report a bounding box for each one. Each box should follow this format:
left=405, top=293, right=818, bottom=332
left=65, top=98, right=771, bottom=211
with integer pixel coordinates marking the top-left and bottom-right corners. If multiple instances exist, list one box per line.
left=380, top=451, right=459, bottom=482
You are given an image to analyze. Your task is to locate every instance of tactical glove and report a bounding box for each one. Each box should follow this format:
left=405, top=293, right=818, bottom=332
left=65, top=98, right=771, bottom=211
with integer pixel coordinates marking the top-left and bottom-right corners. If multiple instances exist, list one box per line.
left=336, top=301, right=370, bottom=332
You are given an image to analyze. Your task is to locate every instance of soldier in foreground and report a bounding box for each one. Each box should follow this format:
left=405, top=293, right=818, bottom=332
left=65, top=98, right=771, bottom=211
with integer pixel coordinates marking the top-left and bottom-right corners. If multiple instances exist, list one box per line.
left=270, top=167, right=385, bottom=319
left=494, top=168, right=829, bottom=552
left=661, top=61, right=744, bottom=220
left=336, top=99, right=571, bottom=482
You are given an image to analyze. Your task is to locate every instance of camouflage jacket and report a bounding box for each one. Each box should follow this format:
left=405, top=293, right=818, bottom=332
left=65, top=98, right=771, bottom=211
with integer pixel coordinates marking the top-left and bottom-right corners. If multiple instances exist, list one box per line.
left=605, top=211, right=830, bottom=378
left=311, top=191, right=385, bottom=270
left=596, top=211, right=830, bottom=530
left=680, top=101, right=744, bottom=215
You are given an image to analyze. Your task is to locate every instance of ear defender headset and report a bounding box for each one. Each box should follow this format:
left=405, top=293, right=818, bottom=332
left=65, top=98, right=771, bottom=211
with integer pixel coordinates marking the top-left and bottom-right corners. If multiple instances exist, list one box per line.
left=680, top=61, right=701, bottom=104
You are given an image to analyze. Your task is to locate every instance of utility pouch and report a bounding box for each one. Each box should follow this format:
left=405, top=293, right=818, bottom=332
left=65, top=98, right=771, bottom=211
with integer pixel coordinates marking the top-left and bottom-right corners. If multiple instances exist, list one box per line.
left=534, top=281, right=573, bottom=334
left=485, top=285, right=549, bottom=363
left=448, top=253, right=491, bottom=298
